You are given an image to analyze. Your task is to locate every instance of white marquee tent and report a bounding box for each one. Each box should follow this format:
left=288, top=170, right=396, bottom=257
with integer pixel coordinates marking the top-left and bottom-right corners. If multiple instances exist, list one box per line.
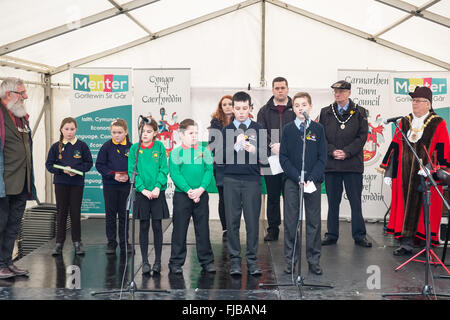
left=0, top=0, right=449, bottom=218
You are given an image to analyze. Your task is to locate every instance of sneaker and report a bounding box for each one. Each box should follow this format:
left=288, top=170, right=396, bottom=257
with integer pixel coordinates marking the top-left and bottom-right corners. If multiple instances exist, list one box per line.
left=142, top=262, right=151, bottom=274
left=202, top=263, right=216, bottom=273
left=52, top=243, right=63, bottom=256
left=169, top=264, right=183, bottom=275
left=263, top=232, right=278, bottom=241
left=73, top=242, right=85, bottom=255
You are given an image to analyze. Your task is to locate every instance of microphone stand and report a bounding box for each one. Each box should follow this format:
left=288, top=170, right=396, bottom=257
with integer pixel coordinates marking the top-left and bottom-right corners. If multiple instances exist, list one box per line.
left=91, top=117, right=170, bottom=299
left=260, top=120, right=333, bottom=297
left=382, top=118, right=450, bottom=299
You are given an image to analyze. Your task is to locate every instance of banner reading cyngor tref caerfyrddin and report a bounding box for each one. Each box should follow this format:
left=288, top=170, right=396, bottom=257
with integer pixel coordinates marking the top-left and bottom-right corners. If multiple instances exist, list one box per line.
left=70, top=67, right=132, bottom=215
left=133, top=68, right=191, bottom=212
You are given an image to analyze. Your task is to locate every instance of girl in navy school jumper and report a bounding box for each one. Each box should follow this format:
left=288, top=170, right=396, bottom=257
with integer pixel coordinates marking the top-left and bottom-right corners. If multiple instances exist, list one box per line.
left=95, top=119, right=132, bottom=255
left=45, top=117, right=93, bottom=256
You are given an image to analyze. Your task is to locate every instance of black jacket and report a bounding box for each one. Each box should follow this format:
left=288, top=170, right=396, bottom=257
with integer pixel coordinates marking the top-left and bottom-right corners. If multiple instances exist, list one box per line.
left=280, top=121, right=327, bottom=184
left=318, top=99, right=368, bottom=173
left=257, top=96, right=296, bottom=148
left=208, top=117, right=225, bottom=186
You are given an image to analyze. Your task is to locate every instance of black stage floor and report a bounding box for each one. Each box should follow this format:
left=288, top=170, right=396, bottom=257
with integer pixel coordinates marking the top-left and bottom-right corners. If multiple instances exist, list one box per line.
left=2, top=218, right=450, bottom=300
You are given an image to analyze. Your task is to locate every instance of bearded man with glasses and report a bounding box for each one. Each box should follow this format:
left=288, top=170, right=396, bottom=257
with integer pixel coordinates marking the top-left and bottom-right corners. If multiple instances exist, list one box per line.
left=380, top=86, right=450, bottom=256
left=0, top=77, right=37, bottom=279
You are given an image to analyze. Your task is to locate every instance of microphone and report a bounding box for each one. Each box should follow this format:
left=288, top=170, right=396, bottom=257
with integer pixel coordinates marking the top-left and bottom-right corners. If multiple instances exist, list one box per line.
left=238, top=123, right=247, bottom=132
left=383, top=116, right=403, bottom=124
left=302, top=110, right=310, bottom=120
left=140, top=115, right=150, bottom=123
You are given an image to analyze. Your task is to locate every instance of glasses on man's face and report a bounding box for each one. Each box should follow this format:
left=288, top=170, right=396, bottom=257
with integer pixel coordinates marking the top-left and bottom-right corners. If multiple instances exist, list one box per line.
left=412, top=98, right=428, bottom=104
left=10, top=91, right=27, bottom=98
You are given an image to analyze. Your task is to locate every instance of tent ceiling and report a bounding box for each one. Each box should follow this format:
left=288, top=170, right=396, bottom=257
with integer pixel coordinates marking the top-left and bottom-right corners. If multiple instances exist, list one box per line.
left=0, top=0, right=448, bottom=76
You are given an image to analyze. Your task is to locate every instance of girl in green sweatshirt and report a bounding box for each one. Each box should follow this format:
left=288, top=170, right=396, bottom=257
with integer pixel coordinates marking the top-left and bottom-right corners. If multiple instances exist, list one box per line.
left=128, top=118, right=169, bottom=275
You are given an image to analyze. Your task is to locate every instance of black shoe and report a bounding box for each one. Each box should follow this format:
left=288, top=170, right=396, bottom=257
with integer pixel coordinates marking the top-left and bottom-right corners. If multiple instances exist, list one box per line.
left=73, top=242, right=85, bottom=255
left=393, top=247, right=413, bottom=256
left=203, top=263, right=216, bottom=273
left=264, top=232, right=278, bottom=241
left=105, top=243, right=116, bottom=255
left=321, top=236, right=337, bottom=246
left=169, top=264, right=183, bottom=275
left=142, top=262, right=151, bottom=274
left=120, top=244, right=134, bottom=254
left=52, top=243, right=63, bottom=256
left=355, top=238, right=372, bottom=248
left=247, top=264, right=262, bottom=276
left=230, top=263, right=242, bottom=276
left=152, top=263, right=161, bottom=274
left=308, top=263, right=323, bottom=275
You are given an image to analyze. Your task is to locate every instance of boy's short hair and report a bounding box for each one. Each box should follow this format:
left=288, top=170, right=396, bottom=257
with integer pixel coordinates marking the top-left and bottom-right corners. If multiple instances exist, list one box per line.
left=292, top=92, right=312, bottom=105
left=232, top=91, right=252, bottom=107
left=179, top=118, right=197, bottom=132
left=272, top=77, right=288, bottom=88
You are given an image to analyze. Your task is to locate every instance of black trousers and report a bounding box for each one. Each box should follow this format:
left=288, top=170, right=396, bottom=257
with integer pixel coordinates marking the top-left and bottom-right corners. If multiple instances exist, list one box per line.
left=263, top=173, right=283, bottom=235
left=55, top=184, right=84, bottom=244
left=103, top=187, right=129, bottom=248
left=223, top=177, right=261, bottom=265
left=324, top=172, right=367, bottom=241
left=217, top=185, right=226, bottom=231
left=169, top=192, right=214, bottom=267
left=139, top=219, right=162, bottom=264
left=0, top=189, right=28, bottom=268
left=283, top=179, right=321, bottom=265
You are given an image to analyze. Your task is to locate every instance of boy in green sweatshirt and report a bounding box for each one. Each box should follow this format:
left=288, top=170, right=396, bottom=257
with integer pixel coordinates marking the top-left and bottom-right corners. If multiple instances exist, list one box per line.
left=168, top=119, right=216, bottom=274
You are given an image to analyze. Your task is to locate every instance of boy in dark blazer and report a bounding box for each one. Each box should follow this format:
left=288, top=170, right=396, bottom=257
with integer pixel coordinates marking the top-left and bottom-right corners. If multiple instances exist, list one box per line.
left=279, top=92, right=327, bottom=275
left=222, top=91, right=267, bottom=276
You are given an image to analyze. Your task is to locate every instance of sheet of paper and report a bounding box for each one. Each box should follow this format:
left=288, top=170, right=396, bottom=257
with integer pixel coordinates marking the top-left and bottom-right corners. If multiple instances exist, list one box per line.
left=268, top=155, right=283, bottom=175
left=304, top=181, right=317, bottom=194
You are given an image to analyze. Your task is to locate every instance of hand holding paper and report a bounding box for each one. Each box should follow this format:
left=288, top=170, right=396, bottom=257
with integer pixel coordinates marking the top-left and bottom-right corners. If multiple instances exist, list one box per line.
left=303, top=181, right=317, bottom=194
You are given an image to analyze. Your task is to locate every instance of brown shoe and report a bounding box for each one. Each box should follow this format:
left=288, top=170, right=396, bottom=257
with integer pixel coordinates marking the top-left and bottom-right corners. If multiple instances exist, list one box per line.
left=8, top=264, right=29, bottom=276
left=0, top=267, right=16, bottom=279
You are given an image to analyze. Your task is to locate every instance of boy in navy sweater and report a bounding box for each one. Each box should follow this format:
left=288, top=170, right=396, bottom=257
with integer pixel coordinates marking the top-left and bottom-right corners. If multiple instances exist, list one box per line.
left=96, top=119, right=132, bottom=255
left=222, top=91, right=267, bottom=276
left=279, top=92, right=327, bottom=276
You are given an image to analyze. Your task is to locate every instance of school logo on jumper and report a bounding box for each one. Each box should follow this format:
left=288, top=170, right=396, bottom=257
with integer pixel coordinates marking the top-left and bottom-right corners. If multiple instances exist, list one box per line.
left=73, top=150, right=82, bottom=159
left=394, top=77, right=447, bottom=95
left=73, top=74, right=129, bottom=92
left=152, top=151, right=159, bottom=159
left=305, top=131, right=316, bottom=141
left=363, top=114, right=385, bottom=165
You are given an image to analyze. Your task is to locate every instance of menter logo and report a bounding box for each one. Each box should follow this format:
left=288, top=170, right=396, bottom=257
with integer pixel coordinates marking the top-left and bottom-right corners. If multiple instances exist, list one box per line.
left=73, top=74, right=128, bottom=92
left=394, top=77, right=447, bottom=95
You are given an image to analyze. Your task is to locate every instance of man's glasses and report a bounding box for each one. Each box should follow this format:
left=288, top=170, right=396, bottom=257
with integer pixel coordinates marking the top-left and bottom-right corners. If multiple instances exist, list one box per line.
left=412, top=98, right=428, bottom=104
left=10, top=91, right=27, bottom=98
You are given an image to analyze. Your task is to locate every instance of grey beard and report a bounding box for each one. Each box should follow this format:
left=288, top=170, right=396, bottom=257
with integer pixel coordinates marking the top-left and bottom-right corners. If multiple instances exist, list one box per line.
left=7, top=100, right=27, bottom=118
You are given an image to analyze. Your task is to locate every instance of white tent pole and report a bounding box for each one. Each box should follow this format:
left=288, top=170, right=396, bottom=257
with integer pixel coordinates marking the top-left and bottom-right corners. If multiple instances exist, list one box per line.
left=43, top=74, right=54, bottom=203
left=375, top=0, right=449, bottom=28
left=108, top=0, right=154, bottom=36
left=0, top=0, right=160, bottom=56
left=50, top=0, right=261, bottom=75
left=0, top=56, right=51, bottom=74
left=266, top=0, right=450, bottom=70
left=260, top=0, right=266, bottom=88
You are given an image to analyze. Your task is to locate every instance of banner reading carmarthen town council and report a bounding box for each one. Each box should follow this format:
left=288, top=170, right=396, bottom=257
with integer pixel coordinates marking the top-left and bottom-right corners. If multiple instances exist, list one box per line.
left=133, top=68, right=191, bottom=212
left=70, top=67, right=132, bottom=215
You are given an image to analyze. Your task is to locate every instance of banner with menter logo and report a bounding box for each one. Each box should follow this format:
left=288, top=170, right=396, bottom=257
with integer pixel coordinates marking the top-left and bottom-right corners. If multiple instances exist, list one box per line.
left=70, top=67, right=133, bottom=215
